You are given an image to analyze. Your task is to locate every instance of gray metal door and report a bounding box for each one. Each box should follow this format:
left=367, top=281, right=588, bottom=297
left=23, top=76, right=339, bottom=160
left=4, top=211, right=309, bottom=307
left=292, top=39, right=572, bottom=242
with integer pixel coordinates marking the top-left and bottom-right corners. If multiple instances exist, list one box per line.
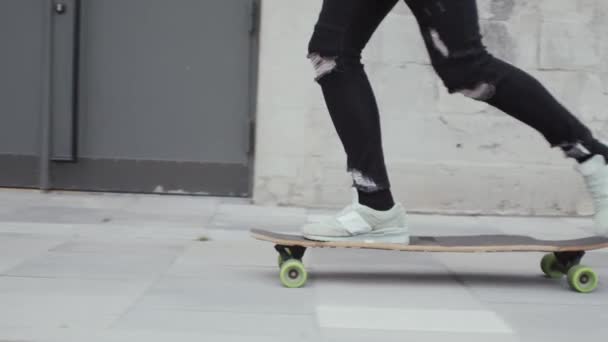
left=0, top=0, right=45, bottom=187
left=1, top=0, right=258, bottom=196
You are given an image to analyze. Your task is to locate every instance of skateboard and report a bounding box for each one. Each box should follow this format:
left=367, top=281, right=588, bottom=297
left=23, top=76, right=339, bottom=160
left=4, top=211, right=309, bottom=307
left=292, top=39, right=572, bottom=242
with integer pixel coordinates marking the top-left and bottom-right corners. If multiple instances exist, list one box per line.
left=250, top=229, right=608, bottom=293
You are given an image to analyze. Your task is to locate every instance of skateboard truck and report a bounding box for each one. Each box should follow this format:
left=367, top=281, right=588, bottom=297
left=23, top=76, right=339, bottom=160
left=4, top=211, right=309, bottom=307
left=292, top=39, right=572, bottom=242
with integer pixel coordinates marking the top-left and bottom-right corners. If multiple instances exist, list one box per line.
left=555, top=251, right=585, bottom=271
left=274, top=244, right=306, bottom=261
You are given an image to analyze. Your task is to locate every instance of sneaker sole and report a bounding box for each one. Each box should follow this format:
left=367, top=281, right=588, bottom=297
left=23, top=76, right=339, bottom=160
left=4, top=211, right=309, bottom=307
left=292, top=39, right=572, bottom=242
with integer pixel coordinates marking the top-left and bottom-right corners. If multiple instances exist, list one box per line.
left=303, top=232, right=410, bottom=244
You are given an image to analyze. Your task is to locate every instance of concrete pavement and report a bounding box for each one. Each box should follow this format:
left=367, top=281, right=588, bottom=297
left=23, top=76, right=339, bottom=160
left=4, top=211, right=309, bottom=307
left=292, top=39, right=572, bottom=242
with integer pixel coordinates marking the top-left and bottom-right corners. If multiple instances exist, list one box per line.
left=0, top=188, right=606, bottom=341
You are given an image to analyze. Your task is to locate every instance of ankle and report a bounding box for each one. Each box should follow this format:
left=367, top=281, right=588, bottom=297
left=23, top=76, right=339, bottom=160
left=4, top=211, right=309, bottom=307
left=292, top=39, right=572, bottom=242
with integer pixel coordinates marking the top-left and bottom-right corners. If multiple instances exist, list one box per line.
left=561, top=139, right=608, bottom=164
left=357, top=189, right=395, bottom=211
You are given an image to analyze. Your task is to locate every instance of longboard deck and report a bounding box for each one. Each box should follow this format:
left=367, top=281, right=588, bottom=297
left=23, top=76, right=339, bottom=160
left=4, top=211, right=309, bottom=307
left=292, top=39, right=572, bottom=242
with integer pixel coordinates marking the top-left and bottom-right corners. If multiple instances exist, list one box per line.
left=251, top=229, right=608, bottom=253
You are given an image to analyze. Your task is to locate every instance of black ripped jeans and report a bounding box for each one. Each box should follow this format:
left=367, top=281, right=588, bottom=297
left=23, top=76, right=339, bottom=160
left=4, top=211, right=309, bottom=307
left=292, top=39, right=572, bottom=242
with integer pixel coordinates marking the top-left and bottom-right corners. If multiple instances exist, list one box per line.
left=308, top=0, right=595, bottom=192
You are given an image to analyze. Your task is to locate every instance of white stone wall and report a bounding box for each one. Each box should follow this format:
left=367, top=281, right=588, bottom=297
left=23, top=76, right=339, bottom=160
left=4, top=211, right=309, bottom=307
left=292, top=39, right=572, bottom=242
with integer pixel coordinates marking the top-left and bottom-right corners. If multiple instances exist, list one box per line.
left=253, top=0, right=608, bottom=215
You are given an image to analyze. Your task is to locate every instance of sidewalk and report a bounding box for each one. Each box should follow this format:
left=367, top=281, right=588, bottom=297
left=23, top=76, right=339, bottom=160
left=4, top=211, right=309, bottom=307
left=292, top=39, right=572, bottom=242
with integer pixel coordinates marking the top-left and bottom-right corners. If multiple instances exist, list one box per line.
left=0, top=189, right=606, bottom=342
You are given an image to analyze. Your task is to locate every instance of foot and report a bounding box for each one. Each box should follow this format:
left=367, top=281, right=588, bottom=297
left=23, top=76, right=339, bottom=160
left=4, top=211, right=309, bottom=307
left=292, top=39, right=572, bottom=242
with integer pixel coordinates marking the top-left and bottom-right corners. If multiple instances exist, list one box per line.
left=301, top=190, right=410, bottom=243
left=577, top=155, right=608, bottom=236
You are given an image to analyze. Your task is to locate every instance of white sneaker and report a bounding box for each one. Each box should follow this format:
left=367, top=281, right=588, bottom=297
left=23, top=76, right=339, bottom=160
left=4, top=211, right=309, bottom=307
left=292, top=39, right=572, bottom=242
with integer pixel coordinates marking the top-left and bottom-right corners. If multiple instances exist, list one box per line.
left=301, top=189, right=410, bottom=243
left=577, top=155, right=608, bottom=236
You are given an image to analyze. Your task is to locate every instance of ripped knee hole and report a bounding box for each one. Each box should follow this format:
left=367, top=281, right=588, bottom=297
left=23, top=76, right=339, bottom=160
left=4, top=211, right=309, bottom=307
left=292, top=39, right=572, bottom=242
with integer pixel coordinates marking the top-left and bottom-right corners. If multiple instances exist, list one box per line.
left=308, top=53, right=337, bottom=80
left=457, top=82, right=496, bottom=101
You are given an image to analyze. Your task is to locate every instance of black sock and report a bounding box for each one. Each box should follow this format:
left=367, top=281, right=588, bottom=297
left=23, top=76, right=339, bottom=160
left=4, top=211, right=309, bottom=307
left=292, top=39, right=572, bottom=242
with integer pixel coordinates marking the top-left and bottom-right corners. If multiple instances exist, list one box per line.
left=357, top=189, right=395, bottom=211
left=562, top=139, right=608, bottom=164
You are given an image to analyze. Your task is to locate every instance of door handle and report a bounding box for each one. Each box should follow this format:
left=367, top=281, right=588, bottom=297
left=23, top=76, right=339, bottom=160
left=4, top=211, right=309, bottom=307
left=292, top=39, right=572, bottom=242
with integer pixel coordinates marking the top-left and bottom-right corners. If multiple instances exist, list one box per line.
left=54, top=3, right=67, bottom=14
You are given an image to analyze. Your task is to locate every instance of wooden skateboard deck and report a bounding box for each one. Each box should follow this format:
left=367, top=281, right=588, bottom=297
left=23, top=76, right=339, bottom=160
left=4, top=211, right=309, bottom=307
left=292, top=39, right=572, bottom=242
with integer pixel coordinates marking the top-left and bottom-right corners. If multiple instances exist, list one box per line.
left=251, top=229, right=608, bottom=293
left=251, top=229, right=608, bottom=253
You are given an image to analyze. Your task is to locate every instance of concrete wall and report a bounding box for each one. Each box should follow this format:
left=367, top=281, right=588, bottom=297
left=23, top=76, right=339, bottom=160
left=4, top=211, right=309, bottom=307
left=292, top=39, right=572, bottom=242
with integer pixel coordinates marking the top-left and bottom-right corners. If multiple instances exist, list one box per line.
left=253, top=0, right=608, bottom=215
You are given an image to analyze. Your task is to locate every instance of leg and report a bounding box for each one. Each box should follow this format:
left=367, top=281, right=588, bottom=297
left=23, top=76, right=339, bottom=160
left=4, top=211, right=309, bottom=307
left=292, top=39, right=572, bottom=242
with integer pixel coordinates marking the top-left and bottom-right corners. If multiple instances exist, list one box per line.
left=302, top=0, right=410, bottom=243
left=308, top=0, right=398, bottom=210
left=405, top=0, right=605, bottom=155
left=404, top=0, right=608, bottom=234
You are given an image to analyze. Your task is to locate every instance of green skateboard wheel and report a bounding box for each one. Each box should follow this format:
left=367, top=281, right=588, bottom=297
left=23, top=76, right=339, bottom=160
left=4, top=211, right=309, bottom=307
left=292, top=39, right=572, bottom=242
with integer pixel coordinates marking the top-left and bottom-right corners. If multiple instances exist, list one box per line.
left=540, top=253, right=563, bottom=279
left=279, top=259, right=308, bottom=288
left=567, top=265, right=598, bottom=293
